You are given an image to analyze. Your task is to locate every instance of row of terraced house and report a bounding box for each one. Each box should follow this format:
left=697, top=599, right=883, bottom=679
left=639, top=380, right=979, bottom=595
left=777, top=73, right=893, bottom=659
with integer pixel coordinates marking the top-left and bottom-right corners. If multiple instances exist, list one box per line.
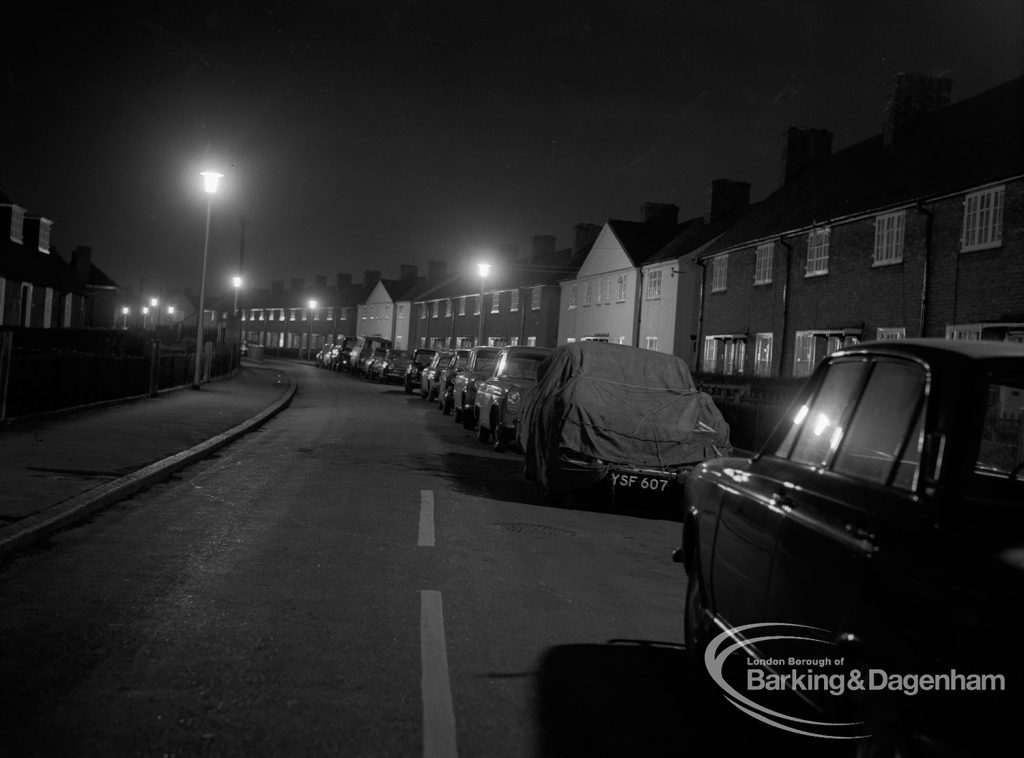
left=6, top=72, right=1022, bottom=382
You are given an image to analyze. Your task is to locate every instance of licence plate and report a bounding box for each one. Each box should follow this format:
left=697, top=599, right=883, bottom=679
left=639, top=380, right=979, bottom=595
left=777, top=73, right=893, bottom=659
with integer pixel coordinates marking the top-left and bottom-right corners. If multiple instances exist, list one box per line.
left=610, top=472, right=671, bottom=492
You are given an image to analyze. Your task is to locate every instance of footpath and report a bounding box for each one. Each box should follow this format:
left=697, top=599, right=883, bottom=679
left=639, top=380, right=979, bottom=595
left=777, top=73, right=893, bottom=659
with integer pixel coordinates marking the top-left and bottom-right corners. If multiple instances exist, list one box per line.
left=0, top=360, right=296, bottom=561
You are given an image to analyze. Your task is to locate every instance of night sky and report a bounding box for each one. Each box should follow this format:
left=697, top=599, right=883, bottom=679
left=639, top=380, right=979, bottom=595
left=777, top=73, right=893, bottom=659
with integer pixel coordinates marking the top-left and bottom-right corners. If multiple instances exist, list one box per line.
left=2, top=1, right=1022, bottom=300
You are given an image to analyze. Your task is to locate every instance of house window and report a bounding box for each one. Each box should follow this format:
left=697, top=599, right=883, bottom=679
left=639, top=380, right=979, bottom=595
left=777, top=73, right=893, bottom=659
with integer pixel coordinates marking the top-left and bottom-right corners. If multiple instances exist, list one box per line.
left=711, top=255, right=728, bottom=292
left=602, top=277, right=611, bottom=304
left=567, top=285, right=576, bottom=310
left=645, top=336, right=659, bottom=351
left=445, top=299, right=452, bottom=318
left=583, top=282, right=592, bottom=306
left=596, top=279, right=604, bottom=305
left=874, top=211, right=905, bottom=265
left=876, top=327, right=906, bottom=340
left=432, top=301, right=440, bottom=318
left=340, top=309, right=347, bottom=321
left=945, top=324, right=982, bottom=340
left=474, top=296, right=481, bottom=316
left=754, top=333, right=773, bottom=376
left=458, top=297, right=466, bottom=316
left=9, top=205, right=24, bottom=243
left=806, top=227, right=831, bottom=276
left=617, top=275, right=627, bottom=301
left=703, top=336, right=719, bottom=373
left=37, top=220, right=51, bottom=253
left=962, top=185, right=1004, bottom=252
left=491, top=293, right=500, bottom=314
left=0, top=277, right=5, bottom=325
left=420, top=304, right=427, bottom=320
left=62, top=293, right=72, bottom=327
left=397, top=304, right=405, bottom=319
left=793, top=331, right=816, bottom=377
left=531, top=286, right=542, bottom=310
left=646, top=269, right=662, bottom=299
left=754, top=243, right=774, bottom=285
left=290, top=309, right=298, bottom=321
left=43, top=287, right=53, bottom=328
left=526, top=336, right=537, bottom=346
left=723, top=340, right=746, bottom=375
left=510, top=290, right=519, bottom=312
left=510, top=336, right=519, bottom=346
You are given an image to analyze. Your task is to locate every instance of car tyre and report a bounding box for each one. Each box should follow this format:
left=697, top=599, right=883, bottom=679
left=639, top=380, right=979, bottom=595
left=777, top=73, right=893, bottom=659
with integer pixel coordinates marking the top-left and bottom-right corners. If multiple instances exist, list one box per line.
left=476, top=420, right=491, bottom=443
left=441, top=392, right=453, bottom=415
left=492, top=428, right=507, bottom=453
left=462, top=406, right=476, bottom=430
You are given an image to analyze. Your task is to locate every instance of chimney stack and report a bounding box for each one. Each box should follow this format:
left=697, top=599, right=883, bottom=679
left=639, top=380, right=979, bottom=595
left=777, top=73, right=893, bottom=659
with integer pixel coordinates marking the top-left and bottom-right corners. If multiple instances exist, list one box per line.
left=641, top=202, right=679, bottom=225
left=573, top=223, right=601, bottom=251
left=427, top=260, right=447, bottom=283
left=530, top=234, right=557, bottom=262
left=883, top=72, right=952, bottom=146
left=399, top=264, right=418, bottom=280
left=779, top=127, right=833, bottom=186
left=705, top=179, right=751, bottom=223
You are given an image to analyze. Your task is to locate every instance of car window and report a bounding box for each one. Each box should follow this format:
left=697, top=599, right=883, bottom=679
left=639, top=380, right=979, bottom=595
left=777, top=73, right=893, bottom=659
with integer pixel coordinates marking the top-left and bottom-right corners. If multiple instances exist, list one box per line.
left=476, top=357, right=497, bottom=375
left=777, top=359, right=869, bottom=466
left=976, top=371, right=1024, bottom=477
left=506, top=358, right=542, bottom=381
left=831, top=360, right=926, bottom=488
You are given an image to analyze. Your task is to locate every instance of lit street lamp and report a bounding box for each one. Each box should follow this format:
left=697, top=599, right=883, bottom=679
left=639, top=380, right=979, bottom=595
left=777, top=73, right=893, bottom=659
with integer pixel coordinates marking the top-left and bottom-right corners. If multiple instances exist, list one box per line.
left=306, top=299, right=318, bottom=361
left=193, top=170, right=223, bottom=390
left=233, top=275, right=243, bottom=366
left=150, top=297, right=159, bottom=329
left=477, top=262, right=491, bottom=346
left=142, top=306, right=150, bottom=330
left=121, top=306, right=129, bottom=329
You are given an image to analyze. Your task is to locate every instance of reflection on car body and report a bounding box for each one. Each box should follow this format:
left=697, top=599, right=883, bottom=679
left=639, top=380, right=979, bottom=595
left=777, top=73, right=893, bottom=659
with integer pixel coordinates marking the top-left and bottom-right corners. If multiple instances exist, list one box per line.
left=674, top=338, right=1024, bottom=756
left=404, top=348, right=437, bottom=394
left=474, top=346, right=552, bottom=451
left=378, top=348, right=413, bottom=384
left=453, top=346, right=501, bottom=429
left=438, top=349, right=471, bottom=416
left=420, top=350, right=452, bottom=400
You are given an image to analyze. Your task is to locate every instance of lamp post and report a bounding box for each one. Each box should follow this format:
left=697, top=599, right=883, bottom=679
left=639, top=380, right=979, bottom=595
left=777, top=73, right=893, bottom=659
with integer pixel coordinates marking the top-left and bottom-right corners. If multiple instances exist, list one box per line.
left=150, top=298, right=159, bottom=329
left=477, top=262, right=491, bottom=347
left=306, top=299, right=318, bottom=361
left=142, top=306, right=150, bottom=330
left=121, top=306, right=129, bottom=329
left=193, top=170, right=223, bottom=390
left=233, top=276, right=243, bottom=366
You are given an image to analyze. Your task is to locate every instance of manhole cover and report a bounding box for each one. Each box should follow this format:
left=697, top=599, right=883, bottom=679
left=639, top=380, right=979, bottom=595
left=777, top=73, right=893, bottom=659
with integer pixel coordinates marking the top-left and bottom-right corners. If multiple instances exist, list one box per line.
left=492, top=522, right=576, bottom=537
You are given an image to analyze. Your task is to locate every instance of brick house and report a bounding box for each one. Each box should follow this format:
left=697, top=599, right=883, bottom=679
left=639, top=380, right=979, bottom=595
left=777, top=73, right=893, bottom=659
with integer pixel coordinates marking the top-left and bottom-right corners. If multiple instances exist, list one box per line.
left=412, top=237, right=583, bottom=350
left=0, top=192, right=103, bottom=329
left=695, top=73, right=1024, bottom=378
left=357, top=264, right=430, bottom=349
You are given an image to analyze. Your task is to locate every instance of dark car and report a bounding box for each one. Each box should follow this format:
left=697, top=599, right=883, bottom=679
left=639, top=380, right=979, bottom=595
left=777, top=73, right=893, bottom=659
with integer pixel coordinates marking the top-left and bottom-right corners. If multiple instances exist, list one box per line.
left=453, top=346, right=502, bottom=429
left=377, top=348, right=413, bottom=384
left=420, top=350, right=453, bottom=400
left=473, top=346, right=552, bottom=450
left=438, top=349, right=472, bottom=416
left=674, top=338, right=1024, bottom=756
left=331, top=337, right=359, bottom=371
left=353, top=337, right=392, bottom=376
left=364, top=348, right=388, bottom=381
left=516, top=341, right=730, bottom=501
left=404, top=348, right=437, bottom=394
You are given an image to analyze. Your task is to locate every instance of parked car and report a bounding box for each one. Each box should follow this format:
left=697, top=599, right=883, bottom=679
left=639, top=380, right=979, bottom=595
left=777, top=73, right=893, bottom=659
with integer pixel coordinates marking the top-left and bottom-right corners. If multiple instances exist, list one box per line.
left=353, top=337, right=392, bottom=376
left=674, top=338, right=1024, bottom=756
left=378, top=348, right=413, bottom=384
left=438, top=349, right=472, bottom=415
left=316, top=342, right=334, bottom=368
left=453, top=346, right=502, bottom=429
left=330, top=337, right=358, bottom=371
left=473, top=346, right=552, bottom=450
left=420, top=350, right=452, bottom=400
left=404, top=348, right=437, bottom=394
left=364, top=348, right=388, bottom=381
left=516, top=341, right=730, bottom=500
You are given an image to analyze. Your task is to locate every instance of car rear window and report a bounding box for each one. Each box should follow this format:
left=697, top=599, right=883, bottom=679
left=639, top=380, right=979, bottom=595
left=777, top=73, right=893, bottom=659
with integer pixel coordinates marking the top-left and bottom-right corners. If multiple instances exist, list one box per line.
left=976, top=371, right=1024, bottom=477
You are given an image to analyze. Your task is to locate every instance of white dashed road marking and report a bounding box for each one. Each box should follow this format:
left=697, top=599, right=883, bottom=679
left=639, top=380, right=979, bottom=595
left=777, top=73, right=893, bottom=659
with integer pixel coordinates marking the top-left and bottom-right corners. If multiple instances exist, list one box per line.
left=421, top=589, right=457, bottom=758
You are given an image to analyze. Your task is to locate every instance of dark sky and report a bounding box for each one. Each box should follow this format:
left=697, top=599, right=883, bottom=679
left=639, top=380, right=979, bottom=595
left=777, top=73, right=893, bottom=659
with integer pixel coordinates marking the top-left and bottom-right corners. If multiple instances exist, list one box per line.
left=2, top=0, right=1022, bottom=299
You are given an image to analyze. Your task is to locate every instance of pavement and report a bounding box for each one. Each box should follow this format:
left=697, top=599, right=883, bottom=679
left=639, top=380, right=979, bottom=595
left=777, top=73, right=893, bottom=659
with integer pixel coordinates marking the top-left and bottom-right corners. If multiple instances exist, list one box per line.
left=0, top=360, right=297, bottom=561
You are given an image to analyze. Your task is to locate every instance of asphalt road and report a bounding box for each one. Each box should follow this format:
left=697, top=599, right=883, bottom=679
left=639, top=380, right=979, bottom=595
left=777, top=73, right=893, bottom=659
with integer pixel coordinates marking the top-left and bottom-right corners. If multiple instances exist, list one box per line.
left=0, top=364, right=847, bottom=757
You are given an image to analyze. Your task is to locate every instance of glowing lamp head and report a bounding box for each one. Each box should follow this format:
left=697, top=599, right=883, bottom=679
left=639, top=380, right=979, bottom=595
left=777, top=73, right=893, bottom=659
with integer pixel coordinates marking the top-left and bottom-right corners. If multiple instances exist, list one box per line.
left=232, top=276, right=243, bottom=289
left=308, top=299, right=318, bottom=310
left=167, top=306, right=175, bottom=315
left=150, top=298, right=158, bottom=307
left=200, top=171, right=223, bottom=194
left=121, top=306, right=129, bottom=315
left=477, top=262, right=491, bottom=278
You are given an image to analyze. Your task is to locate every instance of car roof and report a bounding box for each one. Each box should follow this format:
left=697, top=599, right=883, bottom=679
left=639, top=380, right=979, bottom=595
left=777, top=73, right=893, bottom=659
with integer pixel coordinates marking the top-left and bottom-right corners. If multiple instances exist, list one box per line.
left=834, top=338, right=1024, bottom=365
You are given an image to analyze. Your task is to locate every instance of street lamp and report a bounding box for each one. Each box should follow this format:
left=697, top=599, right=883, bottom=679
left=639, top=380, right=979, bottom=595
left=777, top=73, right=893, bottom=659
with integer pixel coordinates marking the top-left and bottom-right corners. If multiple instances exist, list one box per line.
left=232, top=275, right=244, bottom=367
left=142, top=305, right=150, bottom=330
left=477, top=262, right=491, bottom=347
left=306, top=299, right=318, bottom=361
left=150, top=297, right=159, bottom=329
left=121, top=306, right=129, bottom=329
left=193, top=170, right=223, bottom=390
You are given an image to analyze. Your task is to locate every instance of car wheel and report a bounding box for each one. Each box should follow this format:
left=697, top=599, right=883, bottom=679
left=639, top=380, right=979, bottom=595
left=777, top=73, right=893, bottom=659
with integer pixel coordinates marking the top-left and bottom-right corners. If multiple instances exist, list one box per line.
left=462, top=406, right=476, bottom=430
left=453, top=407, right=463, bottom=423
left=492, top=426, right=507, bottom=453
left=684, top=564, right=714, bottom=659
left=441, top=393, right=453, bottom=415
left=405, top=379, right=412, bottom=394
left=476, top=420, right=491, bottom=443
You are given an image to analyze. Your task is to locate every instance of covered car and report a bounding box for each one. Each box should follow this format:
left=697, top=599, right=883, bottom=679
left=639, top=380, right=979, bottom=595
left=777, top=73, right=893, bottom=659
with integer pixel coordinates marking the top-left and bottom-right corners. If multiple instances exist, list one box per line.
left=516, top=341, right=731, bottom=497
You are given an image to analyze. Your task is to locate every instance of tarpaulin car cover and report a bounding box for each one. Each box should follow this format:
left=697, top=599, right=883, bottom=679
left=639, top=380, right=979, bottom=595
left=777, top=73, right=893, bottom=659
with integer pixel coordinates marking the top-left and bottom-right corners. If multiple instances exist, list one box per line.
left=517, top=342, right=731, bottom=489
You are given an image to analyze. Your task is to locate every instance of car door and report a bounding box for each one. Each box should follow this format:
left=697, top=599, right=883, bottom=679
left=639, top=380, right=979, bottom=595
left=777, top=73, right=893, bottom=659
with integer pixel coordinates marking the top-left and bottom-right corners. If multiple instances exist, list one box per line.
left=765, top=356, right=928, bottom=639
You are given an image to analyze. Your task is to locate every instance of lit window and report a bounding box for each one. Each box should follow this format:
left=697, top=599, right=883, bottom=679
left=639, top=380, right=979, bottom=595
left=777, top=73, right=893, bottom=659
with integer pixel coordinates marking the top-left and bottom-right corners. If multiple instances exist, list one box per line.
left=583, top=282, right=592, bottom=306
left=445, top=299, right=452, bottom=317
left=874, top=211, right=905, bottom=265
left=645, top=336, right=658, bottom=351
left=703, top=336, right=719, bottom=373
left=723, top=340, right=745, bottom=375
left=806, top=227, right=830, bottom=276
left=420, top=304, right=427, bottom=320
left=9, top=205, right=24, bottom=243
left=526, top=336, right=537, bottom=346
left=37, top=219, right=52, bottom=253
left=793, top=331, right=816, bottom=377
left=567, top=285, right=576, bottom=310
left=491, top=292, right=500, bottom=314
left=531, top=286, right=542, bottom=311
left=510, top=290, right=519, bottom=312
left=962, top=185, right=1004, bottom=252
left=876, top=327, right=906, bottom=340
left=474, top=296, right=481, bottom=316
left=647, top=269, right=662, bottom=299
left=711, top=255, right=728, bottom=292
left=617, top=275, right=627, bottom=301
left=754, top=333, right=773, bottom=376
left=458, top=297, right=466, bottom=316
left=754, top=243, right=774, bottom=285
left=432, top=301, right=440, bottom=318
left=945, top=324, right=981, bottom=340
